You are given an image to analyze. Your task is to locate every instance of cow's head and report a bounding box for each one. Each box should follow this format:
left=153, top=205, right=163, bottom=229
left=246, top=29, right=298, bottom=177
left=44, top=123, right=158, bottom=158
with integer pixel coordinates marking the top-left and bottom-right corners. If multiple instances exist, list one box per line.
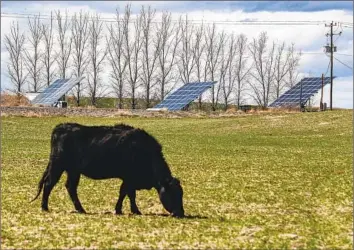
left=158, top=177, right=184, bottom=218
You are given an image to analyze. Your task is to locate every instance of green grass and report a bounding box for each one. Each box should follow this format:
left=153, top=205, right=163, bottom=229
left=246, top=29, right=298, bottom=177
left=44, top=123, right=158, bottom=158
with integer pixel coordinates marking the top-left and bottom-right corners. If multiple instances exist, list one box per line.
left=1, top=111, right=352, bottom=249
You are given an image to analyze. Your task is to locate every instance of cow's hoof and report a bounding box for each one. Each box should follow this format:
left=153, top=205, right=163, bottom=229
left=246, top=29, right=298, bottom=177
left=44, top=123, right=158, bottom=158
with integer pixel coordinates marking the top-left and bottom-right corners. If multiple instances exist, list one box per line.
left=115, top=211, right=123, bottom=215
left=41, top=207, right=49, bottom=212
left=132, top=210, right=142, bottom=215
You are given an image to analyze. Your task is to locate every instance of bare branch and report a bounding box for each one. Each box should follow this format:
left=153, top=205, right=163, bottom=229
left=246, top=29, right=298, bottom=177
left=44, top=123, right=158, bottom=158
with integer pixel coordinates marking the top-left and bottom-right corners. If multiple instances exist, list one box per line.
left=4, top=21, right=28, bottom=94
left=221, top=34, right=237, bottom=110
left=205, top=24, right=226, bottom=110
left=71, top=10, right=90, bottom=106
left=234, top=33, right=250, bottom=108
left=87, top=13, right=108, bottom=106
left=273, top=42, right=291, bottom=99
left=123, top=4, right=143, bottom=109
left=24, top=14, right=44, bottom=92
left=106, top=8, right=128, bottom=109
left=55, top=10, right=72, bottom=79
left=177, top=15, right=196, bottom=85
left=192, top=22, right=208, bottom=109
left=248, top=31, right=276, bottom=108
left=285, top=43, right=302, bottom=88
left=156, top=11, right=181, bottom=101
left=42, top=11, right=57, bottom=87
left=140, top=5, right=160, bottom=108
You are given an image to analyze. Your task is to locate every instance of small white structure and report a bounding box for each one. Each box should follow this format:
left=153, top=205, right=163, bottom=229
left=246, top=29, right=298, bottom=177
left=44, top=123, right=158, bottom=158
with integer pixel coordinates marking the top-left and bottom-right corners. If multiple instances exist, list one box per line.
left=23, top=92, right=41, bottom=101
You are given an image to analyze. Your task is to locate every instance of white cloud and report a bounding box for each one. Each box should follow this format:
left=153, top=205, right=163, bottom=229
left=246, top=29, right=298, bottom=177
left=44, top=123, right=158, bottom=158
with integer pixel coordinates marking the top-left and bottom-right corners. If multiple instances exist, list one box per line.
left=312, top=76, right=353, bottom=109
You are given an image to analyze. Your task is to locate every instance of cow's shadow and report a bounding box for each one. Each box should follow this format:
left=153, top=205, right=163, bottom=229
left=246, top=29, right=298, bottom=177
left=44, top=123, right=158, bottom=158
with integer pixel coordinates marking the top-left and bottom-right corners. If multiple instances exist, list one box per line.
left=68, top=211, right=207, bottom=219
left=145, top=213, right=208, bottom=219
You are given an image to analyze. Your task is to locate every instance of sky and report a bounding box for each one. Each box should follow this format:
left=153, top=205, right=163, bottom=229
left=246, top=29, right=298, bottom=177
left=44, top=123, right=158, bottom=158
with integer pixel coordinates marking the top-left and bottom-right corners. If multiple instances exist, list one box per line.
left=1, top=1, right=353, bottom=108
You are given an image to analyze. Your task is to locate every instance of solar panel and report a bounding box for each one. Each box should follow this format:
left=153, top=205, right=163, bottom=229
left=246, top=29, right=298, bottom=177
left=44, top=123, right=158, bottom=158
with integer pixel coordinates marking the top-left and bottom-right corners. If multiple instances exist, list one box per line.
left=32, top=77, right=84, bottom=106
left=152, top=81, right=217, bottom=111
left=269, top=77, right=334, bottom=107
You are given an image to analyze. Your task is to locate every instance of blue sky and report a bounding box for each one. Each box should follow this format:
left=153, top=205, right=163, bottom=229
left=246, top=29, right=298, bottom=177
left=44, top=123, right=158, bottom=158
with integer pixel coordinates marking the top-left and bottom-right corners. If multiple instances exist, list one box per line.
left=1, top=1, right=353, bottom=108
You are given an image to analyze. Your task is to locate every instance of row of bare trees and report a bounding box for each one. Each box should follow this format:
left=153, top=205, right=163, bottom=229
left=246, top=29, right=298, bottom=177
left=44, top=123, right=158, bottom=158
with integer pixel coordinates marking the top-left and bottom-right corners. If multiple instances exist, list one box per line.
left=4, top=4, right=301, bottom=109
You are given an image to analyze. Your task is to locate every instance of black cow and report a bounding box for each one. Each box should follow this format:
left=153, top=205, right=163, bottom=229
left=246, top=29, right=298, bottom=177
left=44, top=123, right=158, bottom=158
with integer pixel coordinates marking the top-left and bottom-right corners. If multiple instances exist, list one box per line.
left=31, top=123, right=184, bottom=217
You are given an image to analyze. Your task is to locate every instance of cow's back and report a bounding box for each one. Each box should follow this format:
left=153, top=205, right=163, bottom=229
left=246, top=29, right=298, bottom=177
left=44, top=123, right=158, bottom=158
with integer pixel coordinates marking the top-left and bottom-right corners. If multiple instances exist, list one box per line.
left=50, top=123, right=168, bottom=189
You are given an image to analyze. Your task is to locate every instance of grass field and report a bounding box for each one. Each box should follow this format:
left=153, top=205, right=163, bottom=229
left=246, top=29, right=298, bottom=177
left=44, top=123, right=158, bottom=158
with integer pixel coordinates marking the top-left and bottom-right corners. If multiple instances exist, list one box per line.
left=1, top=110, right=352, bottom=249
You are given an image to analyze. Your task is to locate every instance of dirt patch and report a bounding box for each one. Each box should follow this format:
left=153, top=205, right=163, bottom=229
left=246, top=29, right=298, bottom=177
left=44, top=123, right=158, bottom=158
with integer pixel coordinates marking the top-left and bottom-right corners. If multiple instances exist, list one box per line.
left=1, top=94, right=31, bottom=107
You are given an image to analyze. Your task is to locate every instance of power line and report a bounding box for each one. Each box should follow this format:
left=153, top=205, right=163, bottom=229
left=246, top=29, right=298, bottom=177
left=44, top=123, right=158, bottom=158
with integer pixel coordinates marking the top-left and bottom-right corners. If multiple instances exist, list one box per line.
left=0, top=11, right=332, bottom=22
left=0, top=13, right=332, bottom=26
left=324, top=61, right=331, bottom=76
left=301, top=52, right=353, bottom=57
left=333, top=56, right=353, bottom=70
left=335, top=53, right=353, bottom=57
left=325, top=52, right=353, bottom=69
left=2, top=11, right=353, bottom=29
left=301, top=52, right=327, bottom=55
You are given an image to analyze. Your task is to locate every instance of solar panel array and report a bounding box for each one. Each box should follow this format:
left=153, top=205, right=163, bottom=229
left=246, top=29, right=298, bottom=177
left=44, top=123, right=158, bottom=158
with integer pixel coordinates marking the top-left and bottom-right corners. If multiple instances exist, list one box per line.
left=152, top=81, right=217, bottom=111
left=269, top=77, right=334, bottom=107
left=31, top=77, right=83, bottom=106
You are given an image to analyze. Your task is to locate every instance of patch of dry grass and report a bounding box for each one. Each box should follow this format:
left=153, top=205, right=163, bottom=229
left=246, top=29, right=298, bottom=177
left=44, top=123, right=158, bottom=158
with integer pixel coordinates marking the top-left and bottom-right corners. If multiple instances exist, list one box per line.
left=1, top=110, right=352, bottom=248
left=1, top=93, right=31, bottom=106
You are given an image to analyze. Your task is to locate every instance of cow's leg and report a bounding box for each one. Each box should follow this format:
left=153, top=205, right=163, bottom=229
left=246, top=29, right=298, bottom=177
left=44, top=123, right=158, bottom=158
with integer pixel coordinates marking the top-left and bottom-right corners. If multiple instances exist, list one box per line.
left=127, top=189, right=141, bottom=215
left=115, top=182, right=127, bottom=215
left=41, top=162, right=64, bottom=211
left=65, top=172, right=86, bottom=213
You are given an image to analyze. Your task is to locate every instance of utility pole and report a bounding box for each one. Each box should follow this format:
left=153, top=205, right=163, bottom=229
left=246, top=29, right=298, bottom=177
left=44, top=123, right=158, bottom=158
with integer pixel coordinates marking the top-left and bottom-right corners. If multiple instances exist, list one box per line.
left=325, top=21, right=342, bottom=110
left=320, top=73, right=324, bottom=111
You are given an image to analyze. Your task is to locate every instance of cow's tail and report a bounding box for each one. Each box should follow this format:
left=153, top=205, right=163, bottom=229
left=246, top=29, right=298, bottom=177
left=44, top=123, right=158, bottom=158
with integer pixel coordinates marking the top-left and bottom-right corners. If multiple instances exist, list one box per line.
left=30, top=164, right=49, bottom=203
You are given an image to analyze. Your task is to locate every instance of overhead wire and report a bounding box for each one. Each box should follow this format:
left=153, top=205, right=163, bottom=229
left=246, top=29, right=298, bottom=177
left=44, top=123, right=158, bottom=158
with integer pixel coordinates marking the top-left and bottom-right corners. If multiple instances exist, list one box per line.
left=325, top=51, right=353, bottom=70
left=333, top=56, right=353, bottom=70
left=335, top=53, right=353, bottom=57
left=0, top=12, right=336, bottom=26
left=324, top=61, right=331, bottom=76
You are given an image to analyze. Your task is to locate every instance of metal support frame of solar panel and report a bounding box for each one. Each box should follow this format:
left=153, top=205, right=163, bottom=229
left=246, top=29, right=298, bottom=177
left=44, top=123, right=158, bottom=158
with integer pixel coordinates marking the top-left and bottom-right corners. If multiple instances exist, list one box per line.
left=269, top=77, right=334, bottom=107
left=152, top=81, right=217, bottom=111
left=31, top=77, right=84, bottom=106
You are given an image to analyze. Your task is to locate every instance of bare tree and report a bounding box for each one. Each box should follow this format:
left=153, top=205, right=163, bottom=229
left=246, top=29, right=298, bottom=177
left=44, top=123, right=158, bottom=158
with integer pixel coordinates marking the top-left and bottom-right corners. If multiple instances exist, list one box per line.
left=177, top=15, right=196, bottom=84
left=285, top=43, right=302, bottom=88
left=273, top=42, right=291, bottom=99
left=71, top=10, right=90, bottom=106
left=205, top=24, right=226, bottom=111
left=107, top=9, right=128, bottom=109
left=4, top=21, right=28, bottom=94
left=235, top=34, right=250, bottom=108
left=55, top=10, right=72, bottom=79
left=42, top=12, right=56, bottom=87
left=24, top=15, right=43, bottom=92
left=155, top=11, right=181, bottom=101
left=87, top=14, right=108, bottom=106
left=123, top=4, right=143, bottom=109
left=218, top=33, right=230, bottom=110
left=192, top=23, right=207, bottom=109
left=222, top=34, right=236, bottom=110
left=140, top=6, right=160, bottom=108
left=248, top=31, right=276, bottom=108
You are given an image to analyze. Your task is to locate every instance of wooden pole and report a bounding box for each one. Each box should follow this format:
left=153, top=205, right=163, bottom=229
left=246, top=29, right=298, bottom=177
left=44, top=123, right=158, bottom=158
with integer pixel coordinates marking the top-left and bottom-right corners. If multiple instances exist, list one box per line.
left=320, top=73, right=324, bottom=111
left=299, top=80, right=303, bottom=112
left=330, top=21, right=334, bottom=110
